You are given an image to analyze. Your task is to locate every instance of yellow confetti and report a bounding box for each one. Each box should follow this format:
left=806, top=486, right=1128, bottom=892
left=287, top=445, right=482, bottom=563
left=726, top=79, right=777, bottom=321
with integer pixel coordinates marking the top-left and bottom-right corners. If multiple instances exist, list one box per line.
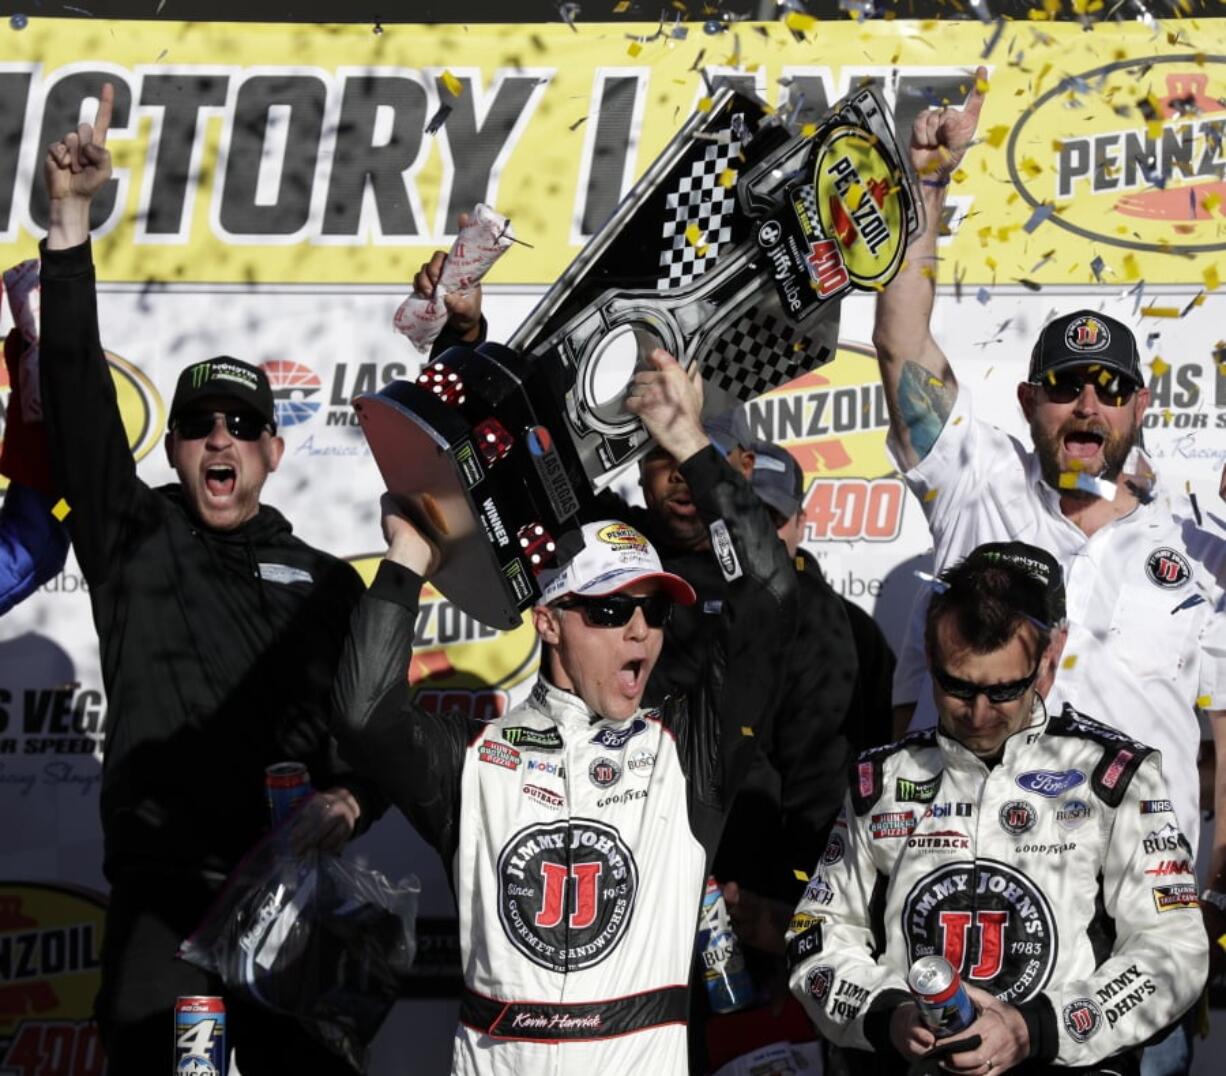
left=697, top=97, right=713, bottom=114
left=927, top=376, right=945, bottom=389
left=800, top=123, right=817, bottom=138
left=1198, top=695, right=1213, bottom=710
left=1058, top=472, right=1080, bottom=489
left=952, top=416, right=964, bottom=426
left=985, top=256, right=998, bottom=272
left=1151, top=358, right=1170, bottom=377
left=1141, top=306, right=1182, bottom=318
left=952, top=168, right=968, bottom=185
left=846, top=182, right=865, bottom=210
left=626, top=41, right=642, bottom=58
left=923, top=488, right=939, bottom=502
left=984, top=125, right=1010, bottom=149
left=740, top=725, right=755, bottom=737
left=1204, top=265, right=1220, bottom=292
left=718, top=168, right=737, bottom=189
left=1020, top=158, right=1042, bottom=178
left=441, top=70, right=463, bottom=98
left=1218, top=933, right=1226, bottom=954
left=1204, top=192, right=1222, bottom=214
left=613, top=0, right=630, bottom=10
left=51, top=498, right=71, bottom=521
left=1061, top=654, right=1078, bottom=671
left=1122, top=254, right=1141, bottom=281
left=784, top=11, right=817, bottom=32
left=975, top=76, right=990, bottom=95
left=684, top=223, right=704, bottom=247
left=1147, top=120, right=1164, bottom=141
left=793, top=869, right=810, bottom=882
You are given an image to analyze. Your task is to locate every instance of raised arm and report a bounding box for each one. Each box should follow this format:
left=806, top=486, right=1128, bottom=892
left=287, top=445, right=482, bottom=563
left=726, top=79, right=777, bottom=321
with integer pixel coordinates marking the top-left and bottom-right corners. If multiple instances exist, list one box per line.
left=40, top=83, right=157, bottom=583
left=873, top=69, right=985, bottom=471
left=330, top=496, right=475, bottom=864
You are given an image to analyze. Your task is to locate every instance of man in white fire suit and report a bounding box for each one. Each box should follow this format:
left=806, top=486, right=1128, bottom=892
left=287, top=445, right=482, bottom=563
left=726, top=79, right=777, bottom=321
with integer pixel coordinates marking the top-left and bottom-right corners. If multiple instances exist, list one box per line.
left=787, top=542, right=1206, bottom=1076
left=331, top=351, right=795, bottom=1074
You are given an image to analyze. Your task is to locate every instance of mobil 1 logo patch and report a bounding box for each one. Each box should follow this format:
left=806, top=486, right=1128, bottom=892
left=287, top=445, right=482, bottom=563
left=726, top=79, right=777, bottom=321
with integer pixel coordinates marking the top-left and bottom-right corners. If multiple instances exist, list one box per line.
left=497, top=819, right=638, bottom=972
left=1145, top=548, right=1190, bottom=589
left=903, top=860, right=1057, bottom=1004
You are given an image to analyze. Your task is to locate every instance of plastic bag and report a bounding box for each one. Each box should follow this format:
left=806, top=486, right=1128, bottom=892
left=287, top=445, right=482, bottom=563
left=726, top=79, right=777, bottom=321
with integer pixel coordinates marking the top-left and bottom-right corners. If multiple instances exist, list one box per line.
left=179, top=817, right=420, bottom=1071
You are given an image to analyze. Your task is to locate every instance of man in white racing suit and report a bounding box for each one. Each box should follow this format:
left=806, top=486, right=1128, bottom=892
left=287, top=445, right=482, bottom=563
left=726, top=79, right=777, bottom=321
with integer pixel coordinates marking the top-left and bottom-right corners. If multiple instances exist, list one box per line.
left=332, top=351, right=795, bottom=1074
left=787, top=542, right=1206, bottom=1075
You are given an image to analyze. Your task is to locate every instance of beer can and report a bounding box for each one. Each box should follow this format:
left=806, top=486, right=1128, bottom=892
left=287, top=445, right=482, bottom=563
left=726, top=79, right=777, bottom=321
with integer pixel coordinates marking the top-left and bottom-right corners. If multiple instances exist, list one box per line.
left=174, top=995, right=226, bottom=1075
left=265, top=761, right=311, bottom=827
left=907, top=955, right=975, bottom=1038
left=698, top=877, right=754, bottom=1014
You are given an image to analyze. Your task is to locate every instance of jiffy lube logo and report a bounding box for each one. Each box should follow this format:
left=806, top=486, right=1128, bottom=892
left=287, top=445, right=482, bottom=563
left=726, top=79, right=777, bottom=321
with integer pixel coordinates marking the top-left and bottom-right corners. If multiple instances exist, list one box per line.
left=497, top=819, right=638, bottom=972
left=815, top=127, right=906, bottom=286
left=1009, top=57, right=1226, bottom=254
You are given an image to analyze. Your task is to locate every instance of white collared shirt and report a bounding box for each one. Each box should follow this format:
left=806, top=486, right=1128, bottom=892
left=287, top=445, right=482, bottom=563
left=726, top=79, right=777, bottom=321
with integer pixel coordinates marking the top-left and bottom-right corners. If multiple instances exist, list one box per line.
left=890, top=385, right=1226, bottom=849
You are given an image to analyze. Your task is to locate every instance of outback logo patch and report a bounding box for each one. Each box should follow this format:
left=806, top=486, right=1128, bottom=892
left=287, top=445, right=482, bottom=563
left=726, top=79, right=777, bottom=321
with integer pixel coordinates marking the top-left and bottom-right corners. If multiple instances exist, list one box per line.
left=1145, top=548, right=1191, bottom=589
left=1015, top=770, right=1085, bottom=798
left=1151, top=883, right=1198, bottom=913
left=896, top=776, right=939, bottom=803
left=497, top=819, right=637, bottom=972
left=904, top=859, right=1057, bottom=1004
left=478, top=740, right=521, bottom=771
left=1063, top=998, right=1103, bottom=1043
left=503, top=726, right=564, bottom=751
left=870, top=811, right=916, bottom=840
left=588, top=757, right=621, bottom=789
left=906, top=830, right=972, bottom=854
left=590, top=719, right=647, bottom=750
left=523, top=784, right=564, bottom=811
left=999, top=800, right=1037, bottom=836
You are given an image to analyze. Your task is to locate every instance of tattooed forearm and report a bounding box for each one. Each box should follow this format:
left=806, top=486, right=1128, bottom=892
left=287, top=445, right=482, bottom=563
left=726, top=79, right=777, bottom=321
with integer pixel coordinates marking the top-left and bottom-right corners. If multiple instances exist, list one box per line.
left=896, top=360, right=956, bottom=460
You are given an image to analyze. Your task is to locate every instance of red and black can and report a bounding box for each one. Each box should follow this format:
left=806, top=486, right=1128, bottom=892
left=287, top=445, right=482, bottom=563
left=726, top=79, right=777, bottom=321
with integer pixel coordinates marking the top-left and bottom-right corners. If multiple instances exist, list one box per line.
left=265, top=761, right=311, bottom=827
left=907, top=955, right=975, bottom=1038
left=174, top=995, right=226, bottom=1074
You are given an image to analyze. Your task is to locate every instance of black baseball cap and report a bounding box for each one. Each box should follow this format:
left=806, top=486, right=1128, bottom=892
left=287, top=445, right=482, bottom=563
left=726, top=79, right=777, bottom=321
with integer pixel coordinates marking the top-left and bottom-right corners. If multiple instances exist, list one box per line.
left=1028, top=310, right=1143, bottom=389
left=960, top=541, right=1067, bottom=627
left=169, top=356, right=276, bottom=432
left=750, top=441, right=804, bottom=518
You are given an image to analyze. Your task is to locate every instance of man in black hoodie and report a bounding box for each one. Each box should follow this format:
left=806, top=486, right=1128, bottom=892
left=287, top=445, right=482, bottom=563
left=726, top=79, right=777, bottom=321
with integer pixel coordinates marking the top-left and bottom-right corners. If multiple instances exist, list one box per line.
left=40, top=84, right=378, bottom=1074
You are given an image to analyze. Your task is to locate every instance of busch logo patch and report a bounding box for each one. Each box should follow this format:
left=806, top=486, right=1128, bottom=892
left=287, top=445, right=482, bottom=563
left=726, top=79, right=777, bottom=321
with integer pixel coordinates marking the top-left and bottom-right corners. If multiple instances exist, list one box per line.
left=999, top=801, right=1037, bottom=836
left=497, top=819, right=638, bottom=971
left=1015, top=770, right=1085, bottom=798
left=1055, top=799, right=1093, bottom=831
left=904, top=860, right=1057, bottom=1004
left=1142, top=822, right=1186, bottom=856
left=1145, top=548, right=1191, bottom=590
left=1062, top=998, right=1103, bottom=1043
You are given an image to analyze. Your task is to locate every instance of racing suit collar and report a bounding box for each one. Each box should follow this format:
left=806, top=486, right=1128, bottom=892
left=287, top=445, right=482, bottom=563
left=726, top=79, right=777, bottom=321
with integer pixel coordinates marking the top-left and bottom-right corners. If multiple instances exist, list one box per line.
left=527, top=674, right=642, bottom=731
left=935, top=697, right=1050, bottom=774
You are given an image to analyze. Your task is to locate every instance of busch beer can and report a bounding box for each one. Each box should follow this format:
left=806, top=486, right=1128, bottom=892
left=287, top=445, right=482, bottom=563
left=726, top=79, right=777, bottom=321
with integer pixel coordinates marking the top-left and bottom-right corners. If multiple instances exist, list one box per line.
left=265, top=761, right=311, bottom=827
left=698, top=877, right=754, bottom=1014
left=174, top=995, right=226, bottom=1074
left=908, top=955, right=975, bottom=1037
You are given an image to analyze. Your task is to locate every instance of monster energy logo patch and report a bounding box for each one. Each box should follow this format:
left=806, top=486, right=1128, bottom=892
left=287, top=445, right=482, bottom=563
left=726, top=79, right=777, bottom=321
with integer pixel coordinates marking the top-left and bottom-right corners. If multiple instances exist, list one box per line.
left=193, top=359, right=259, bottom=393
left=190, top=361, right=212, bottom=388
left=896, top=776, right=939, bottom=803
left=503, top=725, right=564, bottom=751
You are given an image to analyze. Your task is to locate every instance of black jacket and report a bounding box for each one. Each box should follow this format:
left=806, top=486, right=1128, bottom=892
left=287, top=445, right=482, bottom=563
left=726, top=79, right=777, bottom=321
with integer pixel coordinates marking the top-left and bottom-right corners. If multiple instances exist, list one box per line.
left=594, top=475, right=858, bottom=902
left=39, top=239, right=378, bottom=881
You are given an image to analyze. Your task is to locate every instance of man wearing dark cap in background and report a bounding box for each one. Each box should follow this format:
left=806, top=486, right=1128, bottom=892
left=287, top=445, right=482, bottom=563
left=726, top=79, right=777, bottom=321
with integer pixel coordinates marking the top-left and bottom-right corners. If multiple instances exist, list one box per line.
left=872, top=87, right=1226, bottom=1076
left=40, top=84, right=379, bottom=1074
left=751, top=440, right=896, bottom=753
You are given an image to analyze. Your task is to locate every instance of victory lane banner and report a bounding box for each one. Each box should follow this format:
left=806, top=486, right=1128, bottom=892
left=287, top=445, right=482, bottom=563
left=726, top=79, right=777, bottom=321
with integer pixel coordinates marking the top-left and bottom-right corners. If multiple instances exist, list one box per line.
left=0, top=18, right=1224, bottom=287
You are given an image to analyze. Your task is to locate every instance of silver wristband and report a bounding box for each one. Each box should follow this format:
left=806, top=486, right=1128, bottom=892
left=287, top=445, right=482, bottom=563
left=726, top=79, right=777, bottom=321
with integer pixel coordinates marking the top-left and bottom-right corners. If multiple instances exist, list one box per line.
left=1201, top=889, right=1226, bottom=913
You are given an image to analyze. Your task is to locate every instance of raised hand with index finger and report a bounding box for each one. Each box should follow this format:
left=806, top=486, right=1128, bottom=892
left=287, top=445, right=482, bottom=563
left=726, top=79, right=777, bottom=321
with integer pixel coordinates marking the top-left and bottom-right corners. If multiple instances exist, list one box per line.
left=910, top=66, right=987, bottom=183
left=44, top=82, right=114, bottom=206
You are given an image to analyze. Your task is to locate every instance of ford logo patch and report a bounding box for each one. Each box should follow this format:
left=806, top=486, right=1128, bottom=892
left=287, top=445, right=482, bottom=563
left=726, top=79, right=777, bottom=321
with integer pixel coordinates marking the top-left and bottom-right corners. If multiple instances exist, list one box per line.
left=1015, top=770, right=1086, bottom=798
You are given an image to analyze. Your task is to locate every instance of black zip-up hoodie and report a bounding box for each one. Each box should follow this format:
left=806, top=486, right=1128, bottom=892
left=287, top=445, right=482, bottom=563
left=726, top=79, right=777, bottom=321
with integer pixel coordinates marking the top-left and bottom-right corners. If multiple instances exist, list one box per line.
left=40, top=239, right=380, bottom=882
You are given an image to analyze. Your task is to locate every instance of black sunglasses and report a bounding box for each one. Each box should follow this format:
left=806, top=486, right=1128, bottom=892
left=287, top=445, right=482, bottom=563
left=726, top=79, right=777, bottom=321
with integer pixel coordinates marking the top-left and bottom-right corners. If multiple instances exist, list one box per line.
left=1033, top=368, right=1137, bottom=407
left=554, top=593, right=673, bottom=629
left=932, top=658, right=1041, bottom=704
left=173, top=410, right=272, bottom=442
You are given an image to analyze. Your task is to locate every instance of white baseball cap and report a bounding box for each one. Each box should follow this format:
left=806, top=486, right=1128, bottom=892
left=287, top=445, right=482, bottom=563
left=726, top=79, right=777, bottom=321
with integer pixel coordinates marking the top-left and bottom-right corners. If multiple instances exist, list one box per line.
left=538, top=520, right=697, bottom=606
